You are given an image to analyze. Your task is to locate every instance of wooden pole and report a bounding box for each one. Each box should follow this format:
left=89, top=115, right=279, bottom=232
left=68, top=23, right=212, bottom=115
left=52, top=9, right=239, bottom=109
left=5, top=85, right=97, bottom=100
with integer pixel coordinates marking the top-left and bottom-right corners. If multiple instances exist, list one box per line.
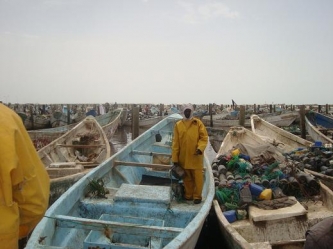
left=159, top=103, right=164, bottom=116
left=269, top=104, right=272, bottom=113
left=30, top=105, right=34, bottom=130
left=326, top=104, right=329, bottom=114
left=114, top=160, right=172, bottom=170
left=239, top=105, right=245, bottom=127
left=209, top=103, right=213, bottom=127
left=300, top=105, right=306, bottom=139
left=67, top=104, right=71, bottom=124
left=318, top=105, right=322, bottom=113
left=132, top=106, right=139, bottom=140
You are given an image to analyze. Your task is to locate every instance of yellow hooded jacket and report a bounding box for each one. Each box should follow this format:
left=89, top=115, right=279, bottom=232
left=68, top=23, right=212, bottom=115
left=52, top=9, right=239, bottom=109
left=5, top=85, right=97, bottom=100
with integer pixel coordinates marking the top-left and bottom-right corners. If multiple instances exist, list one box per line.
left=0, top=104, right=50, bottom=249
left=172, top=105, right=208, bottom=169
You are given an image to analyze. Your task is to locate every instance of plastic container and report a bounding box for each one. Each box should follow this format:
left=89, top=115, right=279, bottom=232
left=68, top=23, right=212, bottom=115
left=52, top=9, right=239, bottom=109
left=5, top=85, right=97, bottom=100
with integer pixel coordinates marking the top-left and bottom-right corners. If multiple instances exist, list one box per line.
left=231, top=148, right=240, bottom=157
left=218, top=165, right=227, bottom=175
left=259, top=189, right=272, bottom=200
left=314, top=141, right=323, bottom=147
left=249, top=183, right=264, bottom=197
left=223, top=210, right=237, bottom=223
left=239, top=154, right=250, bottom=161
left=240, top=186, right=252, bottom=203
left=236, top=210, right=247, bottom=220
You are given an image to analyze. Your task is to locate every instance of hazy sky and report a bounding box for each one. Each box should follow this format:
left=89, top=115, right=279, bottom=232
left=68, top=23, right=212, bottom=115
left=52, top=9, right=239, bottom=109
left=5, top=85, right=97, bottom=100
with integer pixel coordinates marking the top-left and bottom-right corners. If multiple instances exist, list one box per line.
left=1, top=0, right=332, bottom=105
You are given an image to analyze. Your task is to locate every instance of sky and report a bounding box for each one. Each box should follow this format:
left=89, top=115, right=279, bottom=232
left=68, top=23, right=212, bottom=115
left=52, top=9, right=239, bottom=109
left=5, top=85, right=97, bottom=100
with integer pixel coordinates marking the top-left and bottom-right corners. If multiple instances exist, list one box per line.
left=1, top=0, right=332, bottom=105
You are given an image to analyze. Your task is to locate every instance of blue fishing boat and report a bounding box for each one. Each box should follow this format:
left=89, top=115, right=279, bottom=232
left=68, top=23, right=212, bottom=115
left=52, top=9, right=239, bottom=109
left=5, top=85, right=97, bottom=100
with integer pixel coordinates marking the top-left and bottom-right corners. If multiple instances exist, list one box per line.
left=26, top=114, right=215, bottom=249
left=305, top=111, right=333, bottom=144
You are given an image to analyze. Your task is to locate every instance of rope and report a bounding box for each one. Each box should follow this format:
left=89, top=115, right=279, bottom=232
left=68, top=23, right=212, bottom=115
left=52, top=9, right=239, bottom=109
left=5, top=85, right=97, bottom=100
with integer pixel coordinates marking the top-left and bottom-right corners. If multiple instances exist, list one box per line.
left=215, top=187, right=240, bottom=209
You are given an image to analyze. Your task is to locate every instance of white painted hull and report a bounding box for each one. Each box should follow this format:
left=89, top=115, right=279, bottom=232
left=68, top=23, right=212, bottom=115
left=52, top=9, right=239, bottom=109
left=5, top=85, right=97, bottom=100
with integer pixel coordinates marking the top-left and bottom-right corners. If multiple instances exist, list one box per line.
left=213, top=126, right=333, bottom=249
left=124, top=116, right=163, bottom=128
left=203, top=112, right=298, bottom=128
left=305, top=113, right=333, bottom=144
left=29, top=109, right=124, bottom=150
left=251, top=114, right=313, bottom=153
left=37, top=116, right=111, bottom=205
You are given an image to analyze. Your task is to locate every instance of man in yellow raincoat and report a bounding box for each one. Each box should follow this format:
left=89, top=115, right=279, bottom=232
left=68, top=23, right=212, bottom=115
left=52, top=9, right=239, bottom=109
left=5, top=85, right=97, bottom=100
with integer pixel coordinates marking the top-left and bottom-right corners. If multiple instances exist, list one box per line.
left=0, top=103, right=50, bottom=249
left=172, top=104, right=208, bottom=204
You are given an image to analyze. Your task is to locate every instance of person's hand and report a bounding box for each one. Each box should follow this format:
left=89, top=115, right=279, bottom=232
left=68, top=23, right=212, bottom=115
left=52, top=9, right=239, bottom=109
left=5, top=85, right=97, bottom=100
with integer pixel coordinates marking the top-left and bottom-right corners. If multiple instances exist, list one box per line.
left=194, top=149, right=202, bottom=155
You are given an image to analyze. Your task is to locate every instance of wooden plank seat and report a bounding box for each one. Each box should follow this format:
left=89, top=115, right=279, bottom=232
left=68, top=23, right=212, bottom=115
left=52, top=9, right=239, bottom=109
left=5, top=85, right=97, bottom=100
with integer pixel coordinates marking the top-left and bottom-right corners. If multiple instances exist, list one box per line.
left=84, top=214, right=166, bottom=249
left=230, top=197, right=308, bottom=244
left=55, top=215, right=183, bottom=239
left=114, top=160, right=172, bottom=171
left=49, top=162, right=77, bottom=168
left=113, top=183, right=171, bottom=205
left=114, top=160, right=206, bottom=172
left=131, top=150, right=171, bottom=157
left=249, top=196, right=307, bottom=222
left=47, top=163, right=84, bottom=179
left=56, top=144, right=106, bottom=148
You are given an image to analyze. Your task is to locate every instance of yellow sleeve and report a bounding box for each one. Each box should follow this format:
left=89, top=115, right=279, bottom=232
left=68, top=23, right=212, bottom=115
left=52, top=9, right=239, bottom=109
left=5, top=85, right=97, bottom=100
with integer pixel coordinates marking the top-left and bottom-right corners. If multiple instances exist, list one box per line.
left=197, top=120, right=208, bottom=153
left=171, top=122, right=180, bottom=163
left=0, top=105, right=50, bottom=240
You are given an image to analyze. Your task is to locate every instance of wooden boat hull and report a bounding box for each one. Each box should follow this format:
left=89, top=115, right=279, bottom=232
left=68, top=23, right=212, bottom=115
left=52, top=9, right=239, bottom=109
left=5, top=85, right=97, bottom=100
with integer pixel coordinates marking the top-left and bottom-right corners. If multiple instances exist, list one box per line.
left=124, top=116, right=163, bottom=128
left=38, top=116, right=111, bottom=205
left=214, top=181, right=333, bottom=249
left=26, top=114, right=215, bottom=249
left=203, top=112, right=298, bottom=128
left=261, top=111, right=299, bottom=127
left=18, top=112, right=51, bottom=130
left=305, top=111, right=333, bottom=144
left=29, top=109, right=124, bottom=150
left=50, top=110, right=86, bottom=127
left=251, top=114, right=313, bottom=153
left=213, top=126, right=333, bottom=249
left=216, top=126, right=284, bottom=161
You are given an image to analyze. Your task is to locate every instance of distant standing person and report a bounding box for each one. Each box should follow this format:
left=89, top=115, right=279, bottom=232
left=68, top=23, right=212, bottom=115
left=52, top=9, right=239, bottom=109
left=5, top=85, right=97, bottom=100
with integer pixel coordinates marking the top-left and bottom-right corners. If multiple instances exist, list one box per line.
left=172, top=103, right=208, bottom=204
left=0, top=103, right=50, bottom=249
left=304, top=216, right=333, bottom=249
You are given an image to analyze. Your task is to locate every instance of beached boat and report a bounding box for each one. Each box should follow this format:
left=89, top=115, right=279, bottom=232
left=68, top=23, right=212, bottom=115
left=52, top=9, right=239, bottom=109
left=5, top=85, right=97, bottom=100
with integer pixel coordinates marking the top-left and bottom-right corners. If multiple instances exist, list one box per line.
left=202, top=111, right=299, bottom=128
left=206, top=127, right=228, bottom=153
left=251, top=114, right=333, bottom=192
left=212, top=126, right=333, bottom=249
left=29, top=108, right=124, bottom=150
left=260, top=111, right=299, bottom=127
left=98, top=108, right=123, bottom=141
left=17, top=112, right=51, bottom=130
left=251, top=114, right=313, bottom=153
left=38, top=116, right=111, bottom=205
left=50, top=107, right=87, bottom=127
left=26, top=114, right=215, bottom=249
left=305, top=111, right=333, bottom=145
left=251, top=114, right=333, bottom=193
left=124, top=115, right=163, bottom=128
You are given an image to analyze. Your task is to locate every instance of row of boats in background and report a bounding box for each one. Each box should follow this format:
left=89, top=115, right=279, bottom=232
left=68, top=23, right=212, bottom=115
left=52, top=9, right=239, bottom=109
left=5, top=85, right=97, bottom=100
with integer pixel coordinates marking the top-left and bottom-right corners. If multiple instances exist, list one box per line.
left=12, top=102, right=333, bottom=248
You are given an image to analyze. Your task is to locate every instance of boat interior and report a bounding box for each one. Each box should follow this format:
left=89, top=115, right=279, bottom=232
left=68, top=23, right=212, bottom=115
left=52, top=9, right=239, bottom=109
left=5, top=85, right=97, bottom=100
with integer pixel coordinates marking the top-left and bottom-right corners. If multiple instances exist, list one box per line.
left=33, top=125, right=213, bottom=249
left=215, top=176, right=333, bottom=249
